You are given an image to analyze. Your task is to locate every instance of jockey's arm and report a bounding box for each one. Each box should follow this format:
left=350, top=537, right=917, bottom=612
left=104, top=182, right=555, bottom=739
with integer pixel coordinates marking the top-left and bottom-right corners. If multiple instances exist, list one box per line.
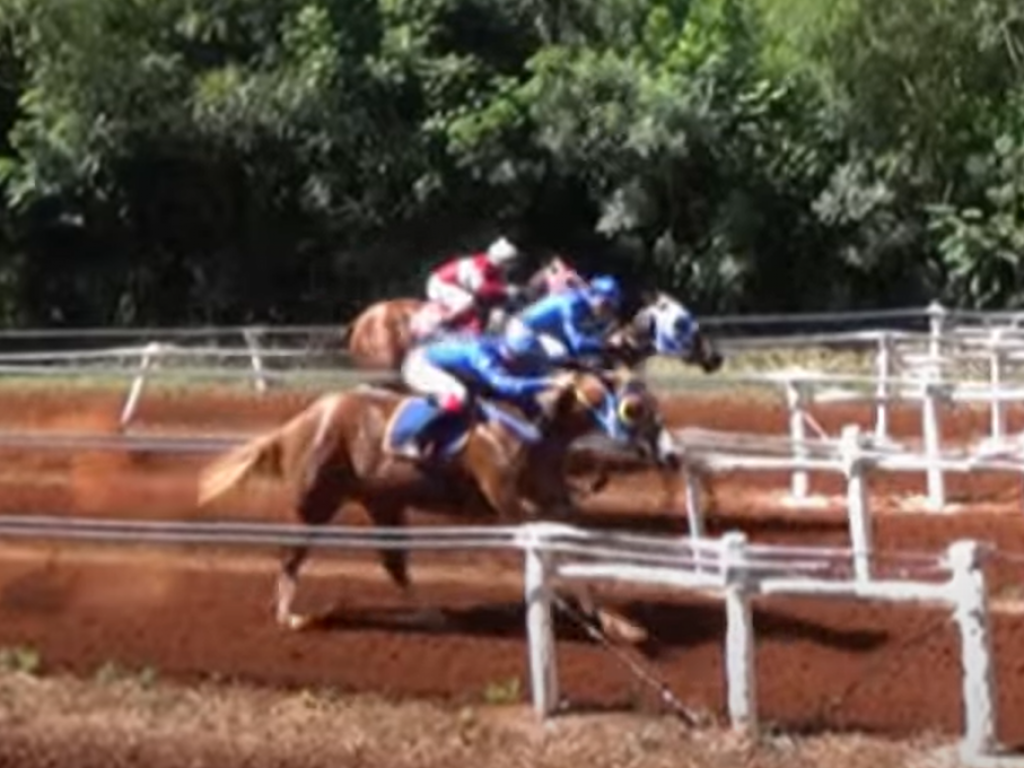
left=476, top=354, right=553, bottom=400
left=476, top=278, right=510, bottom=305
left=560, top=298, right=605, bottom=357
left=461, top=261, right=508, bottom=305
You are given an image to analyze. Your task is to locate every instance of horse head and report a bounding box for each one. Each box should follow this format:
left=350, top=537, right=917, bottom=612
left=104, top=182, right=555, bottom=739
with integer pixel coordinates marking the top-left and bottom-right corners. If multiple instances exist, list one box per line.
left=607, top=293, right=723, bottom=374
left=542, top=367, right=680, bottom=469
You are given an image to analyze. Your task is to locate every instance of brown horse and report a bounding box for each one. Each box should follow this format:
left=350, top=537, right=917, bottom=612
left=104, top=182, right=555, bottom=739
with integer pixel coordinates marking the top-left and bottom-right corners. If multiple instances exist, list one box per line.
left=343, top=258, right=583, bottom=370
left=343, top=298, right=424, bottom=371
left=197, top=369, right=676, bottom=640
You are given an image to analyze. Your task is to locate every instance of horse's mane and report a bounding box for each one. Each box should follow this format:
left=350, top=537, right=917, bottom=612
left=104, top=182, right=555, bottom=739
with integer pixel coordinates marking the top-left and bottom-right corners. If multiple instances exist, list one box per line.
left=356, top=380, right=409, bottom=397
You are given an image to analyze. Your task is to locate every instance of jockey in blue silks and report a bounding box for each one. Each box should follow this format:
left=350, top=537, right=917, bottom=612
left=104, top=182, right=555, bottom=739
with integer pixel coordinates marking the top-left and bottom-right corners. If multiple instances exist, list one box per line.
left=502, top=275, right=623, bottom=368
left=400, top=334, right=558, bottom=455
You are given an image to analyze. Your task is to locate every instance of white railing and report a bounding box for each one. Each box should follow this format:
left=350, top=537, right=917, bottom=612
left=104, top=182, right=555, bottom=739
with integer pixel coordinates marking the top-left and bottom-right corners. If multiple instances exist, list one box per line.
left=677, top=424, right=1024, bottom=582
left=0, top=514, right=1000, bottom=763
left=2, top=301, right=1024, bottom=429
left=526, top=526, right=995, bottom=764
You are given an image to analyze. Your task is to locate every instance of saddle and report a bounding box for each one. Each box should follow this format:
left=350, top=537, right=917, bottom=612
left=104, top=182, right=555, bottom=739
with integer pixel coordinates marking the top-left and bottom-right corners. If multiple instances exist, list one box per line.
left=383, top=395, right=542, bottom=464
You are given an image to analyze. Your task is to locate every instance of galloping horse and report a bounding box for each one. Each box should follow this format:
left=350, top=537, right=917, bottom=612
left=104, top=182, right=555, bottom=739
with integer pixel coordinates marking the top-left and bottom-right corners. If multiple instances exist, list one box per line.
left=606, top=292, right=724, bottom=374
left=344, top=257, right=583, bottom=370
left=197, top=369, right=677, bottom=641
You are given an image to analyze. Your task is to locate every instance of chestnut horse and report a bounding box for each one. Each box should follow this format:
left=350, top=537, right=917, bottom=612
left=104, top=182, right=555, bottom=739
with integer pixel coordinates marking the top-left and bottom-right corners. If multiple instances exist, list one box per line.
left=344, top=257, right=583, bottom=370
left=197, top=369, right=678, bottom=642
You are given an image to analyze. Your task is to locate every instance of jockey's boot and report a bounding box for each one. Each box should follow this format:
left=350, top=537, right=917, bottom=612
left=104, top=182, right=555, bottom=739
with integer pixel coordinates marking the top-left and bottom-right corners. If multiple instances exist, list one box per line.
left=416, top=394, right=466, bottom=460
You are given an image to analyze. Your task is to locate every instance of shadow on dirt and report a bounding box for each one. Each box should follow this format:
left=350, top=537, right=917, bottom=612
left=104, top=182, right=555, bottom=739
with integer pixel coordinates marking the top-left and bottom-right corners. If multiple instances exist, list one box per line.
left=309, top=598, right=889, bottom=660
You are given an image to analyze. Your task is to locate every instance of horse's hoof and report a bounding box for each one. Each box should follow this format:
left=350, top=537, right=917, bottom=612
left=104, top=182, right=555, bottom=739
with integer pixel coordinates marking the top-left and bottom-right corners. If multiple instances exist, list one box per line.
left=281, top=613, right=317, bottom=632
left=411, top=607, right=448, bottom=630
left=597, top=611, right=649, bottom=646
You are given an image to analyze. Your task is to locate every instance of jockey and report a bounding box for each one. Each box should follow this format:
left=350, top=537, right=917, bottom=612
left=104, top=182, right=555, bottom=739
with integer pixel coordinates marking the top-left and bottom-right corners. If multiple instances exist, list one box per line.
left=502, top=275, right=623, bottom=367
left=425, top=236, right=522, bottom=334
left=400, top=334, right=559, bottom=455
left=543, top=256, right=588, bottom=294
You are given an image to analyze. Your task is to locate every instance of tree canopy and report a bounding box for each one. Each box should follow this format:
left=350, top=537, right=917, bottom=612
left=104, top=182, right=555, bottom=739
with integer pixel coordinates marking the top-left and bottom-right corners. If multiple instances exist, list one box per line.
left=0, top=0, right=1022, bottom=325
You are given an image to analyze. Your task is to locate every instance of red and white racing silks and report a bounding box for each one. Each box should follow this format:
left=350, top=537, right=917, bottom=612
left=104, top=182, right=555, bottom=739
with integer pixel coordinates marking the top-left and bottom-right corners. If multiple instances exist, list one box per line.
left=431, top=253, right=510, bottom=304
left=423, top=237, right=520, bottom=335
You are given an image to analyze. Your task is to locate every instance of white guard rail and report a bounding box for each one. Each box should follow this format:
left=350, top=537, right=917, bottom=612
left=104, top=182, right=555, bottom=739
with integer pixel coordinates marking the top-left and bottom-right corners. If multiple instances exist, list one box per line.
left=0, top=515, right=1000, bottom=764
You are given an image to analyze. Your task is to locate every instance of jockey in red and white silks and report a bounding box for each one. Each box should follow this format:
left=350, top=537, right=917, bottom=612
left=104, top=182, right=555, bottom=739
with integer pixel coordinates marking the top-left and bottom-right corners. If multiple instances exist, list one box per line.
left=425, top=237, right=520, bottom=334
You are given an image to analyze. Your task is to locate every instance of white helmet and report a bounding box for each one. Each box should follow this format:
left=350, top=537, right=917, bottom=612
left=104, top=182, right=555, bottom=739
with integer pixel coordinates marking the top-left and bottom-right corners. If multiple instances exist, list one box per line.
left=486, top=236, right=519, bottom=266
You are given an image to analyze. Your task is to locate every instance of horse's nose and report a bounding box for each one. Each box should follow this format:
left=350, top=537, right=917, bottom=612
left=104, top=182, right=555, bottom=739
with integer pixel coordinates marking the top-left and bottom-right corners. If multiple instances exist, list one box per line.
left=705, top=350, right=724, bottom=373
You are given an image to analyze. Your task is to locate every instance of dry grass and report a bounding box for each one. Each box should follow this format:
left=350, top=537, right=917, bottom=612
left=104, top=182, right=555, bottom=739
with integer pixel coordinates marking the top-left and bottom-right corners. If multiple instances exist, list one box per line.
left=0, top=668, right=965, bottom=768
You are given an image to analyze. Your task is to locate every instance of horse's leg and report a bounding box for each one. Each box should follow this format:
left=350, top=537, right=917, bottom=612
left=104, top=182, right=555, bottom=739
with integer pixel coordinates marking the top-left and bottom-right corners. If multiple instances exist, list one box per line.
left=277, top=545, right=313, bottom=630
left=476, top=462, right=524, bottom=523
left=520, top=441, right=579, bottom=519
left=369, top=498, right=447, bottom=628
left=566, top=584, right=648, bottom=646
left=277, top=464, right=352, bottom=631
left=690, top=456, right=717, bottom=515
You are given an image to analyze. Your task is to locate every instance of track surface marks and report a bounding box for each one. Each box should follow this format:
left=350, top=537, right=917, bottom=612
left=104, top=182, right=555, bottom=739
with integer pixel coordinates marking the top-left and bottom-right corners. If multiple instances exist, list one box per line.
left=2, top=386, right=1024, bottom=746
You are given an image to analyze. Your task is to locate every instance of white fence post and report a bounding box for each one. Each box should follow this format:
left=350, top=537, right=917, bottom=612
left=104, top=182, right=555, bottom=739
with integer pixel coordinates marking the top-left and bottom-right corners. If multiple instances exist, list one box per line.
left=119, top=342, right=162, bottom=429
left=948, top=540, right=998, bottom=761
left=785, top=379, right=810, bottom=500
left=988, top=329, right=1007, bottom=446
left=840, top=425, right=873, bottom=583
left=721, top=531, right=758, bottom=735
left=242, top=327, right=269, bottom=394
left=523, top=529, right=559, bottom=718
left=874, top=332, right=894, bottom=444
left=927, top=301, right=947, bottom=364
left=683, top=465, right=705, bottom=541
left=921, top=380, right=949, bottom=511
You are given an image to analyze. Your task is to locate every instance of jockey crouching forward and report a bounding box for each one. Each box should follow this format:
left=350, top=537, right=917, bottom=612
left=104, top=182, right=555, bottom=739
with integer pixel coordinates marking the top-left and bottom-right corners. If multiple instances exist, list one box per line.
left=503, top=275, right=622, bottom=369
left=400, top=334, right=557, bottom=458
left=425, top=237, right=522, bottom=335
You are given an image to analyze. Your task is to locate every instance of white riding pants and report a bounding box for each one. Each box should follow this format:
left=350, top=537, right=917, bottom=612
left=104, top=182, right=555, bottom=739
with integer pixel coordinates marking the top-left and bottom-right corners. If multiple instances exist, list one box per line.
left=401, top=348, right=468, bottom=405
left=426, top=276, right=475, bottom=315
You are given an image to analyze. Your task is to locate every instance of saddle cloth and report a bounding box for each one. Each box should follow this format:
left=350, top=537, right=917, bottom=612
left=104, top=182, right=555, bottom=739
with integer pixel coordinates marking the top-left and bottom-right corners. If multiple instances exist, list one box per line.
left=383, top=396, right=542, bottom=462
left=383, top=396, right=472, bottom=461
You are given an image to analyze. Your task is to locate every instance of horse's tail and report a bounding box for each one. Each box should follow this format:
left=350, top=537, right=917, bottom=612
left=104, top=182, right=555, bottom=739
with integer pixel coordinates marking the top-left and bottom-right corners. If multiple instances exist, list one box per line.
left=198, top=395, right=346, bottom=508
left=198, top=430, right=285, bottom=507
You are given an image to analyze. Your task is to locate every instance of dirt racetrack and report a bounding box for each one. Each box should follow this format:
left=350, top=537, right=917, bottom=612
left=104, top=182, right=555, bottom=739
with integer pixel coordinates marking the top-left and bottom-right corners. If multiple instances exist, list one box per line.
left=2, top=385, right=1024, bottom=751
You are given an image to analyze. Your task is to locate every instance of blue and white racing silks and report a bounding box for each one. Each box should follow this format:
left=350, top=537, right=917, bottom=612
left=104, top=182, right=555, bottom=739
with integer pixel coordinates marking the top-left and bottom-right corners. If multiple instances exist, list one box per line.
left=421, top=335, right=552, bottom=403
left=502, top=291, right=612, bottom=366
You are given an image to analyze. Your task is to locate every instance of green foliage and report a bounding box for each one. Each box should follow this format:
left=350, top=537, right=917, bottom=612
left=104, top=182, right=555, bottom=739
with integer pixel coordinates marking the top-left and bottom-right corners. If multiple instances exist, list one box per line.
left=0, top=0, right=1019, bottom=323
left=0, top=644, right=42, bottom=675
left=482, top=675, right=521, bottom=704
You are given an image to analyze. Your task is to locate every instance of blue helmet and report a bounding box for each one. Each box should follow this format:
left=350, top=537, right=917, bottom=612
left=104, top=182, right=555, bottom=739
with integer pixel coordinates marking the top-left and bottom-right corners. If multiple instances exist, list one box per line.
left=588, top=275, right=622, bottom=308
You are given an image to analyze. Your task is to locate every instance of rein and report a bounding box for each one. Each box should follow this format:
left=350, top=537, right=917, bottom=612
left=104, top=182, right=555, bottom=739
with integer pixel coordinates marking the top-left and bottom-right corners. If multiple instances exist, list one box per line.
left=569, top=373, right=641, bottom=437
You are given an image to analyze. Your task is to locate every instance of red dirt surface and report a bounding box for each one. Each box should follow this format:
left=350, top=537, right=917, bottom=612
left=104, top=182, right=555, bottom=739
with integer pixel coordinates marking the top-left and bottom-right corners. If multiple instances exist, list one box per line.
left=1, top=386, right=1024, bottom=753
